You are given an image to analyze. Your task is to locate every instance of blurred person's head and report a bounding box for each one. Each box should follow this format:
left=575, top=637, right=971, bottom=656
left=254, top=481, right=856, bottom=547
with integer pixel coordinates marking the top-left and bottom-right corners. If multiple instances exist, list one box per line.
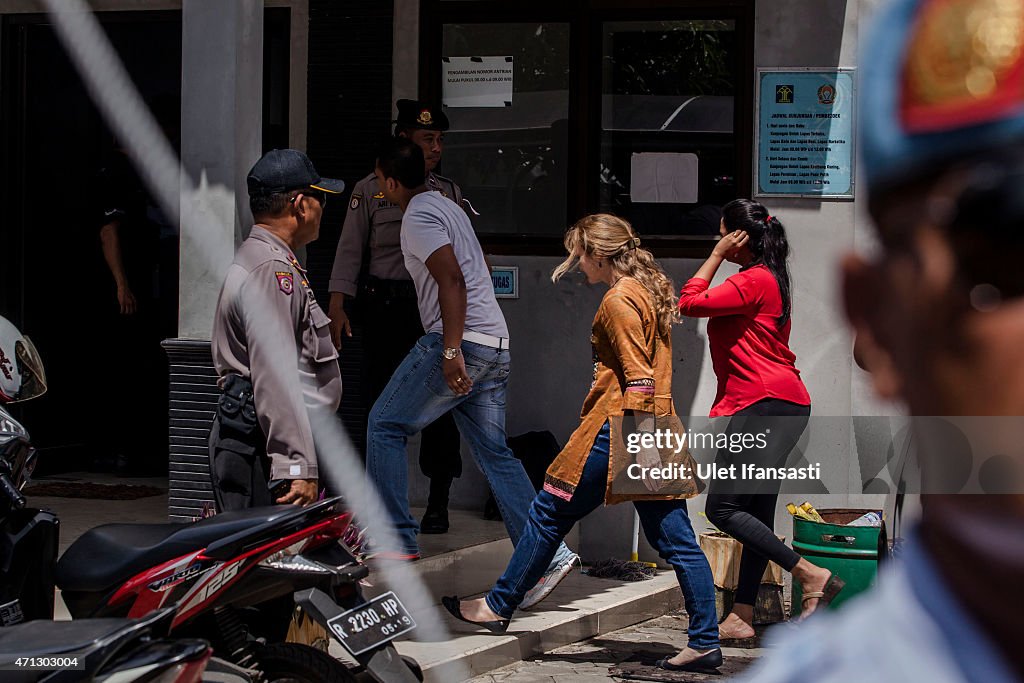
left=246, top=149, right=343, bottom=248
left=552, top=213, right=679, bottom=337
left=846, top=0, right=1024, bottom=418
left=394, top=99, right=449, bottom=173
left=721, top=199, right=793, bottom=328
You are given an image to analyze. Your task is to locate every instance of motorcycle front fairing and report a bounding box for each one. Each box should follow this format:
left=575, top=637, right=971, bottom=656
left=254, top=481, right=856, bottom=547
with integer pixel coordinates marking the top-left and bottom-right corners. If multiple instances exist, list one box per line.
left=0, top=416, right=57, bottom=625
left=0, top=507, right=59, bottom=624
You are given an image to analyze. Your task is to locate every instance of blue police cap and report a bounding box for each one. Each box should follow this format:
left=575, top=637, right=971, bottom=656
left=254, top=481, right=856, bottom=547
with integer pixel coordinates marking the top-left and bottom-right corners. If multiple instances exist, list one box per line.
left=861, top=0, right=1024, bottom=197
left=247, top=149, right=345, bottom=197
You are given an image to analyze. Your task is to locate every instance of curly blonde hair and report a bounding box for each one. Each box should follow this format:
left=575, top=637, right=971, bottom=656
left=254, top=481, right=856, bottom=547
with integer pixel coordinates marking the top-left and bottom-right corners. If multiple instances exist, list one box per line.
left=552, top=214, right=679, bottom=336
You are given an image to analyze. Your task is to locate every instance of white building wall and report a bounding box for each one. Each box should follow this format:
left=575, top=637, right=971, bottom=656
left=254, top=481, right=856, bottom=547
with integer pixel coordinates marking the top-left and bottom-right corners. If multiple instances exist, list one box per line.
left=400, top=0, right=900, bottom=564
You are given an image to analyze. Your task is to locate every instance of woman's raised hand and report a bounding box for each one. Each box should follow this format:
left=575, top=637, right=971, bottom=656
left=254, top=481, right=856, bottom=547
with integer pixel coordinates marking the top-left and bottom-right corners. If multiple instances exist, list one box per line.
left=712, top=230, right=749, bottom=260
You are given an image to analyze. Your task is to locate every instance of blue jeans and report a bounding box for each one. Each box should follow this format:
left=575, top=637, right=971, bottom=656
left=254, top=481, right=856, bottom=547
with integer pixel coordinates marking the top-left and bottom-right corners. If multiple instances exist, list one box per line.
left=367, top=333, right=573, bottom=570
left=485, top=422, right=720, bottom=650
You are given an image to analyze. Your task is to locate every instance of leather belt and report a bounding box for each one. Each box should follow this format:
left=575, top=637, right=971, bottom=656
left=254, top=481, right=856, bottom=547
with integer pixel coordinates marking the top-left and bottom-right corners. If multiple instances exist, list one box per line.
left=363, top=277, right=417, bottom=300
left=462, top=330, right=510, bottom=351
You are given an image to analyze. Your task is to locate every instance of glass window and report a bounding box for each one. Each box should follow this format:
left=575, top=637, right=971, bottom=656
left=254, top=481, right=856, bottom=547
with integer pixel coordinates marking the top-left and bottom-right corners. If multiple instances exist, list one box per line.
left=600, top=20, right=737, bottom=237
left=440, top=23, right=570, bottom=235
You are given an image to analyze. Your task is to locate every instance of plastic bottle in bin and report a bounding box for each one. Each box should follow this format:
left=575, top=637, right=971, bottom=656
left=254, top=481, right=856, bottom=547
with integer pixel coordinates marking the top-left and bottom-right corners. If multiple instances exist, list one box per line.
left=847, top=511, right=883, bottom=527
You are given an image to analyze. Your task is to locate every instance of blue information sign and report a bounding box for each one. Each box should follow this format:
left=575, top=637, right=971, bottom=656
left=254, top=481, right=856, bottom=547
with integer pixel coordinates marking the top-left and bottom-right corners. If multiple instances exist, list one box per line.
left=756, top=69, right=855, bottom=198
left=490, top=266, right=518, bottom=299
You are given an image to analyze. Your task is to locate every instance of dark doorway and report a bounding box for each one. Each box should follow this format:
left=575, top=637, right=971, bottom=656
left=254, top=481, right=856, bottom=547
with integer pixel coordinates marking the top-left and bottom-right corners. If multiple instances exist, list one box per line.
left=1, top=9, right=291, bottom=476
left=1, top=11, right=182, bottom=476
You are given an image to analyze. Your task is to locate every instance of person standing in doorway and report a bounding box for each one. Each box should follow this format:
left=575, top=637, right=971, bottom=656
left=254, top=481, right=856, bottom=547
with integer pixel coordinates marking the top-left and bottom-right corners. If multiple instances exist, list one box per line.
left=94, top=147, right=174, bottom=475
left=328, top=100, right=465, bottom=534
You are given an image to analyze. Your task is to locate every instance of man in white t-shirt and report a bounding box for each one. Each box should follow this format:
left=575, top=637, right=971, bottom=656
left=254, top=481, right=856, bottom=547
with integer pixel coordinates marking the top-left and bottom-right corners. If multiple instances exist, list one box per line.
left=364, top=137, right=577, bottom=608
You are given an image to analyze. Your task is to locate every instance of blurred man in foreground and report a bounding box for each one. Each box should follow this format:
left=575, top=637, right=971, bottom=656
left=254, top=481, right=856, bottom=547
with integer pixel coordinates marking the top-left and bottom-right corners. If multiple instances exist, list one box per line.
left=738, top=0, right=1024, bottom=680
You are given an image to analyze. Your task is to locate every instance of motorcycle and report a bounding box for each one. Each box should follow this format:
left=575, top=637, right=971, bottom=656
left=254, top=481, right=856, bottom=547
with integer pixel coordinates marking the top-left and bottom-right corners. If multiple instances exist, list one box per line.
left=0, top=316, right=421, bottom=682
left=0, top=607, right=214, bottom=683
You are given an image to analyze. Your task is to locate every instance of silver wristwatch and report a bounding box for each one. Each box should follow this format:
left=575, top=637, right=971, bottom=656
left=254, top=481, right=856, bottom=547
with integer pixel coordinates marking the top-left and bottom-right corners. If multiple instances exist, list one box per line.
left=442, top=346, right=461, bottom=360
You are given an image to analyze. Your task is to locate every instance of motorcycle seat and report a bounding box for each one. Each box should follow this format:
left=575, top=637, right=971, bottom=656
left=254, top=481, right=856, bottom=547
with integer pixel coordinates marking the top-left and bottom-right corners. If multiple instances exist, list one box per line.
left=56, top=504, right=304, bottom=593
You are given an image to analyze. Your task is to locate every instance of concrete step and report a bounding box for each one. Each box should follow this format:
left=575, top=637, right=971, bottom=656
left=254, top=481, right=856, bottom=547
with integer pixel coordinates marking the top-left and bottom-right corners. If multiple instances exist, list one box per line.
left=366, top=536, right=517, bottom=604
left=355, top=509, right=685, bottom=681
left=362, top=508, right=516, bottom=602
left=343, top=570, right=684, bottom=682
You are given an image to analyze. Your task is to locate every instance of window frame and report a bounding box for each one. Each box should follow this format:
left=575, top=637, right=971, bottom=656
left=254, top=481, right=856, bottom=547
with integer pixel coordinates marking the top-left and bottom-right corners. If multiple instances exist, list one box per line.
left=420, top=0, right=754, bottom=257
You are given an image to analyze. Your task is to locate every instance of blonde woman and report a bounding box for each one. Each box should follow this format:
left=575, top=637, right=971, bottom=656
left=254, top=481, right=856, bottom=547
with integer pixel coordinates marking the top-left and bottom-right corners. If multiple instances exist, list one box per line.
left=442, top=215, right=722, bottom=673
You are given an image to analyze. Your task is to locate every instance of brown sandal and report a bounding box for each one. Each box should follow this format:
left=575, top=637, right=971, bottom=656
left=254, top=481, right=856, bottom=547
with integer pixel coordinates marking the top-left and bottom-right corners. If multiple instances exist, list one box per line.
left=717, top=621, right=759, bottom=648
left=801, top=573, right=846, bottom=615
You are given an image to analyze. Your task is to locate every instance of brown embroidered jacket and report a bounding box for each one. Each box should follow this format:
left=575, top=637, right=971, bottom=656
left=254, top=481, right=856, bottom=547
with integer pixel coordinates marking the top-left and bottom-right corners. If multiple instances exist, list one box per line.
left=543, top=277, right=700, bottom=504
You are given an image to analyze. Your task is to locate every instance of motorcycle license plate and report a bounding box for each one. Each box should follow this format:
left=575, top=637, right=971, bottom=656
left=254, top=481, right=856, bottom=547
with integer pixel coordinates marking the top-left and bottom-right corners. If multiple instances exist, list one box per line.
left=326, top=592, right=416, bottom=656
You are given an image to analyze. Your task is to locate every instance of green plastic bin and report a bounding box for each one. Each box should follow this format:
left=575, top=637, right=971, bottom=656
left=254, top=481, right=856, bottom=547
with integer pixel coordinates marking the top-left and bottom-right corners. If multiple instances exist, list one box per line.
left=791, top=508, right=888, bottom=616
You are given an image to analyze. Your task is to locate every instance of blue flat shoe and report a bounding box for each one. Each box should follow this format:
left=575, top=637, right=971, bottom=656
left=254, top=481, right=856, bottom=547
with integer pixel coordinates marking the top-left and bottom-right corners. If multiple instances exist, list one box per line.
left=441, top=596, right=510, bottom=634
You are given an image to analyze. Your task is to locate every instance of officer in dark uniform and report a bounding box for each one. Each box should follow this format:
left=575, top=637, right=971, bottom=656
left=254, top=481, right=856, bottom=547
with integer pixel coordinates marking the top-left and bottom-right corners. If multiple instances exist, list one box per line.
left=209, top=149, right=344, bottom=510
left=328, top=100, right=465, bottom=533
left=93, top=150, right=174, bottom=474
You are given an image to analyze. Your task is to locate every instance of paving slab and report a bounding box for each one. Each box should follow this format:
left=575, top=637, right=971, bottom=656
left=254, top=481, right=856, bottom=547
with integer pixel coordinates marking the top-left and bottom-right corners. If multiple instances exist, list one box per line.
left=381, top=571, right=684, bottom=682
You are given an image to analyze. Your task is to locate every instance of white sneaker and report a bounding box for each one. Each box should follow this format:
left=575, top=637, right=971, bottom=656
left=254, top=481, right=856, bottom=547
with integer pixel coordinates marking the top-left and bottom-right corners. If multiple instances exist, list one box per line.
left=519, top=552, right=580, bottom=611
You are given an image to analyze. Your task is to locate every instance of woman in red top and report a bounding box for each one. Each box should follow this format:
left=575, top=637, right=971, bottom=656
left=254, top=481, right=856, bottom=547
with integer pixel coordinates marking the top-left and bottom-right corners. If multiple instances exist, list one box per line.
left=678, top=199, right=842, bottom=640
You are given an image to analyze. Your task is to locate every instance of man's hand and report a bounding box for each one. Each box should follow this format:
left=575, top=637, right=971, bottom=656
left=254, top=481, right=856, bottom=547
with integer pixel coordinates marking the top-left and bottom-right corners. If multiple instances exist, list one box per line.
left=443, top=355, right=473, bottom=395
left=636, top=445, right=664, bottom=493
left=117, top=285, right=138, bottom=315
left=276, top=478, right=319, bottom=506
left=328, top=293, right=352, bottom=350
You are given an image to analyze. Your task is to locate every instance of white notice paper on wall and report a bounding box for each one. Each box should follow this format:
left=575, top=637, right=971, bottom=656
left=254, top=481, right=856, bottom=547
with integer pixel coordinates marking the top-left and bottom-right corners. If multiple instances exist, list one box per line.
left=442, top=56, right=514, bottom=108
left=629, top=152, right=699, bottom=204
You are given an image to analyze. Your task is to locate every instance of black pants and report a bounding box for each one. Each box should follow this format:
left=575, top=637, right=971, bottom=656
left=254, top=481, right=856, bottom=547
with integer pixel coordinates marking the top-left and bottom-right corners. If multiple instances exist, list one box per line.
left=209, top=415, right=271, bottom=512
left=101, top=299, right=168, bottom=474
left=362, top=286, right=462, bottom=491
left=705, top=398, right=811, bottom=606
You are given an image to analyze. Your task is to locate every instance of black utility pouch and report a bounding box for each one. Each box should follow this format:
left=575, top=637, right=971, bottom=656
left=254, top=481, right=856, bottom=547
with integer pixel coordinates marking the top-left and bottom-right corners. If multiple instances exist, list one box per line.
left=217, top=374, right=257, bottom=435
left=210, top=375, right=269, bottom=511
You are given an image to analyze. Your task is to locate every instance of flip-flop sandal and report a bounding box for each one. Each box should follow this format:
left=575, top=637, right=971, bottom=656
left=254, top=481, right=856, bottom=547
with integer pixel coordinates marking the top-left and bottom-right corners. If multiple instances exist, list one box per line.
left=720, top=635, right=760, bottom=648
left=800, top=573, right=846, bottom=614
left=717, top=624, right=759, bottom=648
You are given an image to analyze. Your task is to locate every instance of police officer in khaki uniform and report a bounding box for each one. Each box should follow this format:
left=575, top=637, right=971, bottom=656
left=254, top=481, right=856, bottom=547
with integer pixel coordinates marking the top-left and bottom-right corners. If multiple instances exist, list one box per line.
left=209, top=149, right=344, bottom=510
left=328, top=100, right=464, bottom=533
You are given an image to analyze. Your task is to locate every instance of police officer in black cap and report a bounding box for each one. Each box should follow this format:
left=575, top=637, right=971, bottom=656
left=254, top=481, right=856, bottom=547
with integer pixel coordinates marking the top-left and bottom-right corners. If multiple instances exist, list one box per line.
left=210, top=149, right=344, bottom=510
left=328, top=100, right=465, bottom=533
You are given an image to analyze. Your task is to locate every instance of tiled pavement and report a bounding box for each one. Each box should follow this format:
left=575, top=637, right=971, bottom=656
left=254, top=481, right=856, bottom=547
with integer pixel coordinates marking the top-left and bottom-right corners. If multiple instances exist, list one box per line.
left=467, top=612, right=764, bottom=682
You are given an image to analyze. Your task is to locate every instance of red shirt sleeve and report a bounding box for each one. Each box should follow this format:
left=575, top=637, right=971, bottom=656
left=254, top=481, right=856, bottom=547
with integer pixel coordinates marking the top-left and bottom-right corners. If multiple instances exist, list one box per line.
left=677, top=275, right=756, bottom=317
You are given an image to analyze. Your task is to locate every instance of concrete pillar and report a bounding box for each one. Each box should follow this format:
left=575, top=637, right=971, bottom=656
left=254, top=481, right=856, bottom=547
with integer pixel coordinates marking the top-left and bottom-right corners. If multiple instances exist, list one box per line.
left=177, top=0, right=263, bottom=340
left=392, top=0, right=420, bottom=112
